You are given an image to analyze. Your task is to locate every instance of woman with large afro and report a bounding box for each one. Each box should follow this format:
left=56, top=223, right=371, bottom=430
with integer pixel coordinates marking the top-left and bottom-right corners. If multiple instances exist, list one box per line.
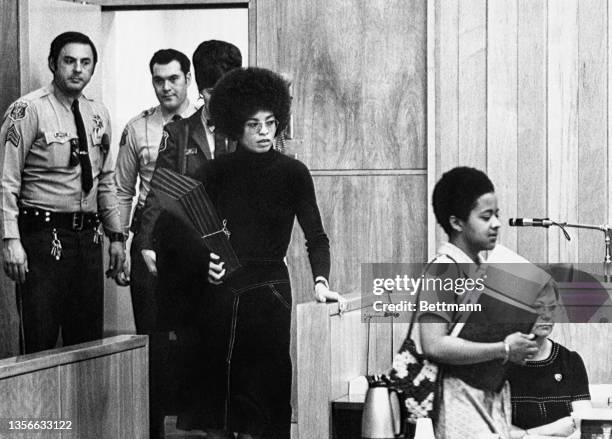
left=177, top=67, right=343, bottom=439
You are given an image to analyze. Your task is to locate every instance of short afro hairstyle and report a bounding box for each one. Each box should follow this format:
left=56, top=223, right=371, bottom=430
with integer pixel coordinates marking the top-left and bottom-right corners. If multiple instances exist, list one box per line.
left=48, top=31, right=98, bottom=73
left=432, top=167, right=495, bottom=237
left=149, top=49, right=191, bottom=76
left=192, top=40, right=242, bottom=91
left=209, top=67, right=291, bottom=140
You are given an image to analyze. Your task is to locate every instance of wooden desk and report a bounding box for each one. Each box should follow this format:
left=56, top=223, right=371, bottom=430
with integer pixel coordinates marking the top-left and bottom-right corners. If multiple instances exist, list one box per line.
left=0, top=335, right=149, bottom=438
left=297, top=293, right=408, bottom=439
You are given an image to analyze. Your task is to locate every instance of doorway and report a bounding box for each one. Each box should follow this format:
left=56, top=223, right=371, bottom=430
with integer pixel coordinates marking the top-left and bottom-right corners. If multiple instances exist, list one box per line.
left=100, top=5, right=248, bottom=334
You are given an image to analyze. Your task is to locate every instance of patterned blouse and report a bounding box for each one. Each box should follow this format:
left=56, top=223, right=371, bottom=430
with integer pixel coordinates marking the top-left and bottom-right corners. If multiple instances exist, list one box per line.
left=508, top=340, right=590, bottom=429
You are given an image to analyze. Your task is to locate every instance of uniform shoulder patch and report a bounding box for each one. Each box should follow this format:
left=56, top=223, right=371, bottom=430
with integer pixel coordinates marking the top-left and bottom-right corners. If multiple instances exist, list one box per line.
left=159, top=130, right=169, bottom=152
left=6, top=124, right=21, bottom=147
left=9, top=101, right=28, bottom=121
left=119, top=127, right=129, bottom=147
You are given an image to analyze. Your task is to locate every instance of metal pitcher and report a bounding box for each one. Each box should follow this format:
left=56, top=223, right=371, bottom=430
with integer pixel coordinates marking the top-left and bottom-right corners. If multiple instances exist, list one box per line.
left=362, top=375, right=402, bottom=439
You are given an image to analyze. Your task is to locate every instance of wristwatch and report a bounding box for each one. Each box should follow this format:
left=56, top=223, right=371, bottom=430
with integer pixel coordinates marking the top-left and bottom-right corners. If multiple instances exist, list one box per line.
left=314, top=277, right=329, bottom=288
left=108, top=232, right=126, bottom=243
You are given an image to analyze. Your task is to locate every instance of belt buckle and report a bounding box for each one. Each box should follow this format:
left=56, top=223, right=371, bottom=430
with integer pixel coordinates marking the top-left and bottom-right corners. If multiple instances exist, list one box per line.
left=72, top=212, right=84, bottom=231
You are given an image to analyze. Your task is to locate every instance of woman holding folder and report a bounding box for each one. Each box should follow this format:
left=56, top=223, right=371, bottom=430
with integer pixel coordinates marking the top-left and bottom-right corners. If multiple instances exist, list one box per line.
left=178, top=67, right=341, bottom=439
left=420, top=167, right=540, bottom=439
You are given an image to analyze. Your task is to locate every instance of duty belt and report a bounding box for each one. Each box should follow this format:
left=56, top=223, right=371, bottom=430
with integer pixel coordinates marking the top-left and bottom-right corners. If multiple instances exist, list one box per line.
left=19, top=208, right=100, bottom=231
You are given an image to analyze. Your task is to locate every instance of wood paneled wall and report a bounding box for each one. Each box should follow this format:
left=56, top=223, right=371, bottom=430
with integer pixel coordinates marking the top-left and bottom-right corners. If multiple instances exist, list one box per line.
left=0, top=336, right=148, bottom=438
left=432, top=0, right=612, bottom=383
left=255, top=0, right=428, bottom=426
left=0, top=0, right=21, bottom=359
left=256, top=0, right=428, bottom=302
left=433, top=0, right=608, bottom=264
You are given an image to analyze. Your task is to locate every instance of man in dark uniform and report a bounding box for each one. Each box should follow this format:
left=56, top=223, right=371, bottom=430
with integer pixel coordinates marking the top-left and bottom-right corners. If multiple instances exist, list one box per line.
left=137, top=40, right=242, bottom=277
left=133, top=40, right=241, bottom=436
left=114, top=48, right=196, bottom=439
left=0, top=32, right=125, bottom=354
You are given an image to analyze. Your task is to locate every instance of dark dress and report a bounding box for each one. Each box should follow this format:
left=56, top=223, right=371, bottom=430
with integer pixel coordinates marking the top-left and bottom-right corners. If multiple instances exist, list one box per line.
left=177, top=145, right=330, bottom=439
left=508, top=340, right=591, bottom=429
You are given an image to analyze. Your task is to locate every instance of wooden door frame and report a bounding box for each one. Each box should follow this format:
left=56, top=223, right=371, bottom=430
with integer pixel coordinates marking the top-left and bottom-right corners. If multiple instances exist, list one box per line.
left=78, top=0, right=257, bottom=65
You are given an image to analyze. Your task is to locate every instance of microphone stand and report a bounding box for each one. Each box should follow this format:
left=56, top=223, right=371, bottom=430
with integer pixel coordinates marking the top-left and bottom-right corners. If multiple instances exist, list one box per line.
left=549, top=221, right=612, bottom=282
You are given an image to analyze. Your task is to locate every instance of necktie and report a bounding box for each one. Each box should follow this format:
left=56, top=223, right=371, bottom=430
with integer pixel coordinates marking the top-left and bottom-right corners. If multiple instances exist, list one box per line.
left=214, top=132, right=228, bottom=157
left=172, top=114, right=182, bottom=122
left=71, top=99, right=93, bottom=193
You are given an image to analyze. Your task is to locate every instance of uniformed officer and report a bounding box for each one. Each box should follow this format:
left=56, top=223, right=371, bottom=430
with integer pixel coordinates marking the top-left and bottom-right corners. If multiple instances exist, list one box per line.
left=0, top=31, right=125, bottom=354
left=138, top=40, right=242, bottom=280
left=114, top=48, right=196, bottom=439
left=133, top=41, right=241, bottom=437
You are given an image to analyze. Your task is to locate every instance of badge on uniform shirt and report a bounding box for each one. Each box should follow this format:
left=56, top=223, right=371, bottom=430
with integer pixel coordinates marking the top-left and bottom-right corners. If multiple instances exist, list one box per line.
left=554, top=373, right=563, bottom=382
left=92, top=114, right=104, bottom=131
left=159, top=130, right=169, bottom=152
left=9, top=101, right=28, bottom=121
left=6, top=124, right=20, bottom=147
left=91, top=114, right=104, bottom=144
left=120, top=127, right=128, bottom=147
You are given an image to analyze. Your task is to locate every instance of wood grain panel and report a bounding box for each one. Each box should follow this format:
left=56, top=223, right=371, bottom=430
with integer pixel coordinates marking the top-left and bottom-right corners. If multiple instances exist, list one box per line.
left=0, top=0, right=20, bottom=114
left=132, top=343, right=149, bottom=439
left=487, top=0, right=518, bottom=251
left=578, top=0, right=608, bottom=264
left=551, top=323, right=612, bottom=384
left=287, top=175, right=427, bottom=303
left=366, top=320, right=394, bottom=375
left=0, top=0, right=20, bottom=360
left=435, top=0, right=459, bottom=175
left=609, top=1, right=612, bottom=228
left=434, top=0, right=459, bottom=249
left=60, top=355, right=121, bottom=438
left=457, top=0, right=486, bottom=170
left=547, top=0, right=579, bottom=262
left=116, top=351, right=134, bottom=439
left=330, top=310, right=368, bottom=400
left=516, top=0, right=548, bottom=262
left=297, top=302, right=331, bottom=439
left=258, top=0, right=426, bottom=170
left=0, top=335, right=146, bottom=378
left=0, top=367, right=60, bottom=432
left=254, top=0, right=279, bottom=70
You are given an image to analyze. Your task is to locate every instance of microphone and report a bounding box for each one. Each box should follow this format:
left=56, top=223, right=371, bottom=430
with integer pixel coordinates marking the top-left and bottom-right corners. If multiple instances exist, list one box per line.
left=508, top=218, right=553, bottom=227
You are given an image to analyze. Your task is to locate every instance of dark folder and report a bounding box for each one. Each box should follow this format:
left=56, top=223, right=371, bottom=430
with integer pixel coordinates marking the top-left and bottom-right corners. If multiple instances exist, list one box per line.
left=149, top=167, right=241, bottom=277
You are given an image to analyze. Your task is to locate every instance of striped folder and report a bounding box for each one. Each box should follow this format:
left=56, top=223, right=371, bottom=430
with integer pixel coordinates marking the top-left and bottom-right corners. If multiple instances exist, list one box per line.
left=149, top=167, right=241, bottom=277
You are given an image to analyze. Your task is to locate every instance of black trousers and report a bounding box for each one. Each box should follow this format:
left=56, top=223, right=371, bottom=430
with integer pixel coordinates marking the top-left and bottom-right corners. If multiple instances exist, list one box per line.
left=179, top=263, right=292, bottom=439
left=18, top=227, right=103, bottom=354
left=131, top=232, right=183, bottom=437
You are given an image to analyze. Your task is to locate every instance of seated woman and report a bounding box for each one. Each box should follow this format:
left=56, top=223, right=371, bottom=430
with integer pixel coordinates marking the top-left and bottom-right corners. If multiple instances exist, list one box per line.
left=420, top=167, right=539, bottom=439
left=180, top=67, right=342, bottom=439
left=507, top=283, right=591, bottom=439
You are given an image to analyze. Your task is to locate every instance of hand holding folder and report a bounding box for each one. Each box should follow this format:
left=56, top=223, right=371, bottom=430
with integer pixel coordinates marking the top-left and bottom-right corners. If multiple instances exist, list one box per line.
left=149, top=167, right=241, bottom=278
left=447, top=244, right=552, bottom=391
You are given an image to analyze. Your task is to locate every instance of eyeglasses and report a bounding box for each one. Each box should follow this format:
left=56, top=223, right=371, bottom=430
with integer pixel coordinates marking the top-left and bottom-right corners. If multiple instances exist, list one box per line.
left=533, top=304, right=557, bottom=314
left=244, top=119, right=278, bottom=134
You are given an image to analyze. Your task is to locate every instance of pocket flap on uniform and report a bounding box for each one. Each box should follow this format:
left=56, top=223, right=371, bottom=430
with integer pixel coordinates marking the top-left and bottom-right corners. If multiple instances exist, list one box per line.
left=44, top=131, right=76, bottom=145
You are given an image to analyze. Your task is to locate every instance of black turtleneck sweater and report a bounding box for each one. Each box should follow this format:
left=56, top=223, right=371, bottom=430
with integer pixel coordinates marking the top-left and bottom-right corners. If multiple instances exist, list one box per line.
left=197, top=145, right=330, bottom=281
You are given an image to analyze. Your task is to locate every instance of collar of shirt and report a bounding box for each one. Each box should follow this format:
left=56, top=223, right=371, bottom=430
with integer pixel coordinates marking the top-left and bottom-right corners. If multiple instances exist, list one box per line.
left=436, top=241, right=486, bottom=279
left=49, top=81, right=87, bottom=111
left=200, top=101, right=215, bottom=133
left=160, top=99, right=197, bottom=124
